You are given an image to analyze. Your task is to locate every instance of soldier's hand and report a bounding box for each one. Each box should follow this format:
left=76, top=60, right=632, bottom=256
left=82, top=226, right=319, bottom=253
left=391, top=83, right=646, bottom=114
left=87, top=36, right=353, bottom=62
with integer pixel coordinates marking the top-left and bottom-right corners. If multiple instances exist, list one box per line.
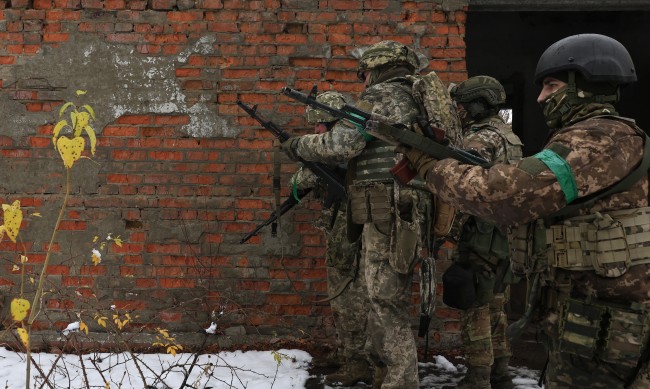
left=395, top=144, right=438, bottom=178
left=281, top=136, right=301, bottom=161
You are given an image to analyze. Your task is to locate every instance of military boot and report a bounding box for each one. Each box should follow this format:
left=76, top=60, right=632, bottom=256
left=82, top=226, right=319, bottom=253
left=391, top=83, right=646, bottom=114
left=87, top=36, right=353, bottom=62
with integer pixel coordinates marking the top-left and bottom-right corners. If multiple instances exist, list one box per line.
left=324, top=358, right=373, bottom=387
left=371, top=365, right=387, bottom=389
left=490, top=357, right=514, bottom=389
left=443, top=365, right=492, bottom=389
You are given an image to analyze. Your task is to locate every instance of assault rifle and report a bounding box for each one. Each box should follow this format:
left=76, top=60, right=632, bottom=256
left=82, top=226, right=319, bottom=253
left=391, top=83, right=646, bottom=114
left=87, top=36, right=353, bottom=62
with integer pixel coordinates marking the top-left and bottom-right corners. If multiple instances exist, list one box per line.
left=280, top=86, right=491, bottom=184
left=237, top=101, right=347, bottom=243
left=239, top=188, right=311, bottom=244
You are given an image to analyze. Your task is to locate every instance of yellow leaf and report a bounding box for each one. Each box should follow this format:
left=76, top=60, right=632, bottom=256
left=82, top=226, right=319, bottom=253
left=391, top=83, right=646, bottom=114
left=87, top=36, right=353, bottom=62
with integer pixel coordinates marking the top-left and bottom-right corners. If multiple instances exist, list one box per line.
left=11, top=298, right=30, bottom=321
left=31, top=212, right=42, bottom=217
left=93, top=236, right=99, bottom=243
left=12, top=264, right=19, bottom=271
left=2, top=200, right=23, bottom=243
left=52, top=120, right=68, bottom=149
left=76, top=90, right=87, bottom=96
left=82, top=104, right=95, bottom=120
left=17, top=328, right=29, bottom=348
left=105, top=382, right=110, bottom=389
left=20, top=255, right=28, bottom=263
left=29, top=277, right=34, bottom=284
left=96, top=316, right=107, bottom=328
left=74, top=112, right=90, bottom=137
left=56, top=136, right=85, bottom=169
left=114, top=237, right=123, bottom=247
left=85, top=125, right=97, bottom=155
left=80, top=321, right=89, bottom=335
left=158, top=328, right=170, bottom=338
left=167, top=346, right=177, bottom=356
left=91, top=250, right=101, bottom=266
left=58, top=102, right=73, bottom=118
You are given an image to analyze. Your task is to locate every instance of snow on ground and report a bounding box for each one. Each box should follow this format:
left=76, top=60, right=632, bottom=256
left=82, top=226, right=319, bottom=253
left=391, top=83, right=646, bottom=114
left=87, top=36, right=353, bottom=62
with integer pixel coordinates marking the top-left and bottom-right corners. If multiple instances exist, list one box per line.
left=0, top=347, right=543, bottom=388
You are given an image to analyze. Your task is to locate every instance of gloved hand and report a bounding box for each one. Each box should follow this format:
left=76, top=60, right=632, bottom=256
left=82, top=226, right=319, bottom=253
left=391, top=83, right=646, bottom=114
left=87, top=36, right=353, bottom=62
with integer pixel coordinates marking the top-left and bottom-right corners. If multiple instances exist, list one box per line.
left=395, top=144, right=438, bottom=178
left=281, top=136, right=302, bottom=162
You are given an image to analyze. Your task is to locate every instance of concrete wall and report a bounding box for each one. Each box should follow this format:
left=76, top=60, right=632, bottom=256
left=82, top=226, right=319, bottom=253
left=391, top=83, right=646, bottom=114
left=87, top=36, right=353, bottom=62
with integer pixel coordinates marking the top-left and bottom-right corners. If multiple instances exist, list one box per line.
left=0, top=0, right=469, bottom=350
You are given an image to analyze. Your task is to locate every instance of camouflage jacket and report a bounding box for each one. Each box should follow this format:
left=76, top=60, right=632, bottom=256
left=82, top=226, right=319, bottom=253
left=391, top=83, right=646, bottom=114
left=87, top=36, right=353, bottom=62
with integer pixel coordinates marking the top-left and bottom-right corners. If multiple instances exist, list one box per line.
left=426, top=115, right=647, bottom=227
left=294, top=76, right=420, bottom=173
left=427, top=113, right=649, bottom=302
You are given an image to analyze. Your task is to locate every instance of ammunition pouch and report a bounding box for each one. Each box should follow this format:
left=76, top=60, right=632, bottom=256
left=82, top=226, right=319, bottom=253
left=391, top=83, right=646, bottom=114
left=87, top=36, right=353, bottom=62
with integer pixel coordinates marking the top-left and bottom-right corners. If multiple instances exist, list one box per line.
left=442, top=262, right=476, bottom=310
left=509, top=207, right=650, bottom=278
left=349, top=183, right=428, bottom=274
left=558, top=298, right=650, bottom=366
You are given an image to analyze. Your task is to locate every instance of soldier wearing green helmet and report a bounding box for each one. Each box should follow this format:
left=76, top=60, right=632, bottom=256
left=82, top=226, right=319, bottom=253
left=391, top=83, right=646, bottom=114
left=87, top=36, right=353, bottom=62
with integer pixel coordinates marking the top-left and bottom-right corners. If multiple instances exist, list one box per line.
left=398, top=34, right=650, bottom=389
left=282, top=40, right=432, bottom=389
left=441, top=76, right=523, bottom=389
left=288, top=91, right=373, bottom=386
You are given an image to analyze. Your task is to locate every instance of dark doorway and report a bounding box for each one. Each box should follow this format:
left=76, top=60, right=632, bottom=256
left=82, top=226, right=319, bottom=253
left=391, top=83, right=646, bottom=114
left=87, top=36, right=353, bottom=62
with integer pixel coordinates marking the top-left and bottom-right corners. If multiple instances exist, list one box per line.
left=466, top=11, right=650, bottom=156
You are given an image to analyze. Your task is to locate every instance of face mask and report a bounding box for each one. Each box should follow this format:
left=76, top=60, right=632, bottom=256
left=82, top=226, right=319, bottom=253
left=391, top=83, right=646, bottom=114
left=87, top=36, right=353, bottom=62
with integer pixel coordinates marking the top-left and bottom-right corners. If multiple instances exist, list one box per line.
left=541, top=86, right=569, bottom=129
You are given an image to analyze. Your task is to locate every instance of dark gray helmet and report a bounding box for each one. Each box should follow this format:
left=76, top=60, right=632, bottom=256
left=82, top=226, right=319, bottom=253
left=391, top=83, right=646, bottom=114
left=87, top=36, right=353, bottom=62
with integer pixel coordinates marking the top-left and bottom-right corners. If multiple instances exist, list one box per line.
left=305, top=91, right=347, bottom=124
left=534, top=33, right=636, bottom=85
left=449, top=76, right=506, bottom=107
left=356, top=40, right=420, bottom=80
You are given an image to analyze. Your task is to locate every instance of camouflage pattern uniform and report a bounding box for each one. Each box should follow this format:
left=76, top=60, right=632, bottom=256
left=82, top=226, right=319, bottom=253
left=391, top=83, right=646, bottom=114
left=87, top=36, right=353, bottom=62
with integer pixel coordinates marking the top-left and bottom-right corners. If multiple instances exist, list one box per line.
left=402, top=34, right=650, bottom=389
left=285, top=41, right=432, bottom=389
left=289, top=91, right=373, bottom=386
left=444, top=77, right=523, bottom=389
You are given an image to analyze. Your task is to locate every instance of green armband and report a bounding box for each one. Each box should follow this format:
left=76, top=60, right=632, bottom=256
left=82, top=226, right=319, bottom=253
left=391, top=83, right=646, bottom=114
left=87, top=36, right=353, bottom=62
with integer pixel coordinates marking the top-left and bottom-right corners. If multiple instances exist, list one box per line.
left=346, top=112, right=374, bottom=142
left=533, top=148, right=578, bottom=204
left=291, top=174, right=302, bottom=203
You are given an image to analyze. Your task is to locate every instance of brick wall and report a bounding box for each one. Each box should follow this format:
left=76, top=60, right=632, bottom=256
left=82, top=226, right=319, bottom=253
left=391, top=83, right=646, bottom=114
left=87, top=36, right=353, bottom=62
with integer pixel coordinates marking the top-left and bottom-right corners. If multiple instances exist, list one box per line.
left=0, top=0, right=467, bottom=350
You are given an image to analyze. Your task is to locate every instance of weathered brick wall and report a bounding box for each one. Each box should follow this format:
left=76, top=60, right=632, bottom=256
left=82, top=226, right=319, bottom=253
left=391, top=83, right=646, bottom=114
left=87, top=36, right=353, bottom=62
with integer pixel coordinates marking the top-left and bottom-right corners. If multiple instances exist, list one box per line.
left=0, top=0, right=467, bottom=350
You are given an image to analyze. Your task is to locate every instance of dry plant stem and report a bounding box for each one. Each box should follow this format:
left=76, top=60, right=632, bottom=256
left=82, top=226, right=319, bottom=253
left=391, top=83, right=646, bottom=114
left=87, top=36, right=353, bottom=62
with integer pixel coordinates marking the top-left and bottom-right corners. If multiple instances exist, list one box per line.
left=26, top=169, right=71, bottom=389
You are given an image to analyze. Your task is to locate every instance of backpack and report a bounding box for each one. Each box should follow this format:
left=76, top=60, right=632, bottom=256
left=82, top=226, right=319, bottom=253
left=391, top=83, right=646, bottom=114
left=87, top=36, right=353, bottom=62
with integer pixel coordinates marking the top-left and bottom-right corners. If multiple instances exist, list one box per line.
left=407, top=71, right=463, bottom=148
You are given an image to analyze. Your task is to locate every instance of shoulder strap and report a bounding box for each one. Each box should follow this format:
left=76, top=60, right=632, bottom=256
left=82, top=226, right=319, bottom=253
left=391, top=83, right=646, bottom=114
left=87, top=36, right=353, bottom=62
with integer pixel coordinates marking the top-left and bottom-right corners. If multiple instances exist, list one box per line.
left=548, top=133, right=650, bottom=219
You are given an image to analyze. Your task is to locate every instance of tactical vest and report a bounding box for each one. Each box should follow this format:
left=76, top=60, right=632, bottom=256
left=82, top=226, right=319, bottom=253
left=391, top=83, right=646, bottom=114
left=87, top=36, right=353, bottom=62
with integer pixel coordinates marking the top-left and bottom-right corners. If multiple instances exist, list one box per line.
left=510, top=116, right=650, bottom=278
left=460, top=117, right=523, bottom=265
left=468, top=117, right=523, bottom=164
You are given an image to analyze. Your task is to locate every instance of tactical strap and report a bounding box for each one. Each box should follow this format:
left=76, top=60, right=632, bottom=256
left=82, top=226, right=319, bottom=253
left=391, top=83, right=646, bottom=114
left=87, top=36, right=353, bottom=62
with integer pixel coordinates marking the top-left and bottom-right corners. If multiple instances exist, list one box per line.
left=549, top=132, right=650, bottom=219
left=272, top=139, right=281, bottom=237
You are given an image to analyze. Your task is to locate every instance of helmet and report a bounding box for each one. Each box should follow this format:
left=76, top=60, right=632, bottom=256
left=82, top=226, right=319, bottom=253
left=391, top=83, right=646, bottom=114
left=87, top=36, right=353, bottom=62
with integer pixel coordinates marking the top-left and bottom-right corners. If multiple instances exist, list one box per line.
left=449, top=76, right=506, bottom=107
left=356, top=40, right=421, bottom=80
left=305, top=91, right=347, bottom=124
left=534, top=33, right=636, bottom=85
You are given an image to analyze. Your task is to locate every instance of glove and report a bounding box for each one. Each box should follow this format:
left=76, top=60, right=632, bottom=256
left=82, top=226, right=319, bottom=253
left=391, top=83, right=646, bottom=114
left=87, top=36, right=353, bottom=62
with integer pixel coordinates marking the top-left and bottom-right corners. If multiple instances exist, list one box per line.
left=281, top=136, right=302, bottom=162
left=395, top=144, right=438, bottom=179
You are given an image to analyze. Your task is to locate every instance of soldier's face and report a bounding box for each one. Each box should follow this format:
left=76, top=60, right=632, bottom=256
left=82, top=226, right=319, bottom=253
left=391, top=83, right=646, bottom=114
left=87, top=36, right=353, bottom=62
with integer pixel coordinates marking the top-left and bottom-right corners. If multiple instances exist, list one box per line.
left=314, top=123, right=328, bottom=134
left=537, top=77, right=567, bottom=103
left=363, top=71, right=372, bottom=88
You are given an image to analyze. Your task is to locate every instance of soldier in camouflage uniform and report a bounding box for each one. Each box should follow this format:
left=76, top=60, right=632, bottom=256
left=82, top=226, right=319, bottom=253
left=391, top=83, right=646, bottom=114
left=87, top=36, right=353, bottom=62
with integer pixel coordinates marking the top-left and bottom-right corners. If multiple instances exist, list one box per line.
left=441, top=76, right=523, bottom=389
left=397, top=34, right=650, bottom=388
left=283, top=40, right=431, bottom=389
left=288, top=91, right=373, bottom=386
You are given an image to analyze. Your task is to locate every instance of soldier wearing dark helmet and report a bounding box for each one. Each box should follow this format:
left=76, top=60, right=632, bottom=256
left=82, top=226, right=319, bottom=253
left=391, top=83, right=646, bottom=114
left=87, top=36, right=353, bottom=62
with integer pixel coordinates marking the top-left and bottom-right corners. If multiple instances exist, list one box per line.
left=282, top=40, right=431, bottom=389
left=397, top=33, right=650, bottom=388
left=441, top=76, right=523, bottom=389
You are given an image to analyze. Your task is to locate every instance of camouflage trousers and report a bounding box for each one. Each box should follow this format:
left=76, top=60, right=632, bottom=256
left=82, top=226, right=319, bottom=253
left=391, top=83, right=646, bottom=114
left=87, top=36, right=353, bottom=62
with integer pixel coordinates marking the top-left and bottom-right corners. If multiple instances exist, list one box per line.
left=327, top=258, right=371, bottom=362
left=363, top=221, right=419, bottom=389
left=460, top=288, right=511, bottom=367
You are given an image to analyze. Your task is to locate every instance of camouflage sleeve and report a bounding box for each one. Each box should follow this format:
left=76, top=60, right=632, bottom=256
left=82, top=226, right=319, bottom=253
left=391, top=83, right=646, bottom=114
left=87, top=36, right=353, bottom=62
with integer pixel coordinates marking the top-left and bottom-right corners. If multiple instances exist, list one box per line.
left=288, top=166, right=319, bottom=191
left=425, top=120, right=645, bottom=226
left=295, top=121, right=366, bottom=164
left=463, top=128, right=506, bottom=163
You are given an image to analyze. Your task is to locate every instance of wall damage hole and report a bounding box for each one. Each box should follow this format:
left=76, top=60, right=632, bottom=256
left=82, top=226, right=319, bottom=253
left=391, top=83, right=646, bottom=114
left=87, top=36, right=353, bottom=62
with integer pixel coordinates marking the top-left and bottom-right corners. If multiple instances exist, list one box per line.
left=125, top=219, right=143, bottom=230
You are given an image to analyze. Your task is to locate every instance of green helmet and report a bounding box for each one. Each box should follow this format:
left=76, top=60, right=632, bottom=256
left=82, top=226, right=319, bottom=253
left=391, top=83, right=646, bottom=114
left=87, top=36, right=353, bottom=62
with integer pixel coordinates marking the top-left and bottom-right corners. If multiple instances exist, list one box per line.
left=356, top=40, right=421, bottom=80
left=449, top=76, right=506, bottom=107
left=305, top=91, right=347, bottom=124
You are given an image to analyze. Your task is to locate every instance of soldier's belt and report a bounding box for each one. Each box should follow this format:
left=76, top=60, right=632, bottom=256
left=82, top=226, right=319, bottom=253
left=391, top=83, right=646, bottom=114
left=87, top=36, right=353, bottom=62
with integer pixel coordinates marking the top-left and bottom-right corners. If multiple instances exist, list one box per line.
left=546, top=207, right=650, bottom=277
